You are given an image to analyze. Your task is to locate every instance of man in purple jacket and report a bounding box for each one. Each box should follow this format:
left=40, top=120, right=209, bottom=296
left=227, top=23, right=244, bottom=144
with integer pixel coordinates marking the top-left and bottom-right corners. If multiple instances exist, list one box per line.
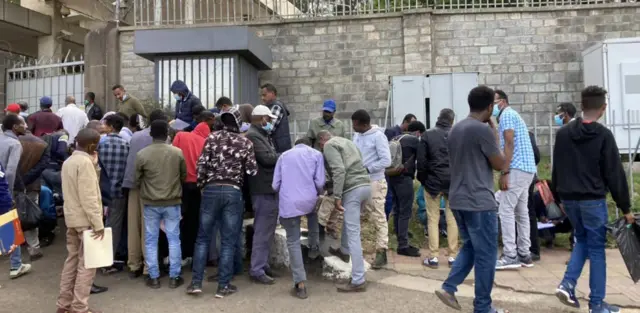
left=272, top=137, right=325, bottom=299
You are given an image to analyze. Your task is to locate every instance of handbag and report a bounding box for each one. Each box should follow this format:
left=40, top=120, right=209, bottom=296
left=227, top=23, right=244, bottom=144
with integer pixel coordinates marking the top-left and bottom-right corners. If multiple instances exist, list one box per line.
left=536, top=180, right=563, bottom=220
left=14, top=175, right=43, bottom=231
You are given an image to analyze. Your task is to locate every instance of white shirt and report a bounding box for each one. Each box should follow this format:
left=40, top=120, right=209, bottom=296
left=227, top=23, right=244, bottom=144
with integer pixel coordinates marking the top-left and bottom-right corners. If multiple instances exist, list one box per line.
left=56, top=103, right=89, bottom=143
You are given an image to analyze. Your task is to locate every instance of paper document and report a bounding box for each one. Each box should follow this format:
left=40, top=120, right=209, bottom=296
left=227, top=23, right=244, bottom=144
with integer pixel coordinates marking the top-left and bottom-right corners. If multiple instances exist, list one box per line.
left=83, top=228, right=113, bottom=269
left=537, top=222, right=555, bottom=230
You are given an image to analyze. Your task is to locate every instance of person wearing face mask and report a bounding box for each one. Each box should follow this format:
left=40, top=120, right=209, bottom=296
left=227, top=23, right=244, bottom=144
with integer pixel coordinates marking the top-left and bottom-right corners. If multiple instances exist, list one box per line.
left=554, top=102, right=577, bottom=126
left=245, top=105, right=280, bottom=285
left=85, top=92, right=104, bottom=121
left=171, top=80, right=202, bottom=125
left=113, top=84, right=148, bottom=121
left=306, top=99, right=347, bottom=150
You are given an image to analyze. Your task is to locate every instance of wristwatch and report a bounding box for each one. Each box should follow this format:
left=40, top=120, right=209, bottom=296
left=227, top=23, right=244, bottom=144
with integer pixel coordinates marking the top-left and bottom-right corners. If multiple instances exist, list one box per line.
left=500, top=170, right=510, bottom=176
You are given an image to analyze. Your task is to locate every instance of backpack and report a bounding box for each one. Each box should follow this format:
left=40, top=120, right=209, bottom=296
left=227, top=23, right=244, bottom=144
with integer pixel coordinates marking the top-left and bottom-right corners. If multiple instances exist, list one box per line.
left=386, top=134, right=408, bottom=176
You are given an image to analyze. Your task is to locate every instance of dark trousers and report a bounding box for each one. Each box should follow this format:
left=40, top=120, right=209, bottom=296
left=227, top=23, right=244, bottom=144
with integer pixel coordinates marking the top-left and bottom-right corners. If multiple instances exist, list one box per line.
left=181, top=182, right=201, bottom=258
left=388, top=175, right=414, bottom=249
left=249, top=194, right=279, bottom=277
left=527, top=178, right=540, bottom=256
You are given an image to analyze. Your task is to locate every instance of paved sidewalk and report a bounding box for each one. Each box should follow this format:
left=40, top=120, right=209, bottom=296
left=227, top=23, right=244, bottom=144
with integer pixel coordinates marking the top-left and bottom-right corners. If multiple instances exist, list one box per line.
left=379, top=247, right=640, bottom=308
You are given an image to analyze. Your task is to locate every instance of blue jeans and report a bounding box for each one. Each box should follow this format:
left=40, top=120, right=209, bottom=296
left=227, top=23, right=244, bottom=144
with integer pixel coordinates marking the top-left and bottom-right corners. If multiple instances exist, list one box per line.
left=144, top=205, right=182, bottom=279
left=442, top=210, right=498, bottom=313
left=210, top=209, right=244, bottom=274
left=192, top=185, right=243, bottom=287
left=10, top=246, right=22, bottom=269
left=339, top=185, right=372, bottom=285
left=561, top=199, right=608, bottom=307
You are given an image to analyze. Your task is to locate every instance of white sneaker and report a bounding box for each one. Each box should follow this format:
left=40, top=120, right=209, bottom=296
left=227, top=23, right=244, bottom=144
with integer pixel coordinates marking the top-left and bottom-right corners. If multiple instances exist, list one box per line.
left=9, top=264, right=32, bottom=279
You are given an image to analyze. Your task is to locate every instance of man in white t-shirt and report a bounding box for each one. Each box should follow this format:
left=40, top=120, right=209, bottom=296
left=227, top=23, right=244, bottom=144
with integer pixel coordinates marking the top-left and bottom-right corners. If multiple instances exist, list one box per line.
left=56, top=96, right=89, bottom=144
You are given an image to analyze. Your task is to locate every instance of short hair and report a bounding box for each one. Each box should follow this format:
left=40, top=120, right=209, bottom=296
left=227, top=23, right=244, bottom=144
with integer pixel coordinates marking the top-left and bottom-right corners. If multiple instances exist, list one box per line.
left=17, top=101, right=28, bottom=111
left=192, top=104, right=205, bottom=116
left=148, top=109, right=167, bottom=124
left=557, top=102, right=577, bottom=118
left=104, top=114, right=125, bottom=132
left=495, top=89, right=508, bottom=104
left=116, top=112, right=129, bottom=123
left=581, top=86, right=607, bottom=111
left=199, top=111, right=214, bottom=120
left=65, top=96, right=76, bottom=104
left=402, top=114, right=417, bottom=124
left=149, top=120, right=168, bottom=140
left=351, top=109, right=371, bottom=125
left=317, top=130, right=332, bottom=142
left=1, top=114, right=22, bottom=131
left=86, top=92, right=95, bottom=101
left=438, top=108, right=455, bottom=123
left=112, top=84, right=124, bottom=91
left=408, top=121, right=426, bottom=133
left=215, top=97, right=233, bottom=109
left=468, top=86, right=496, bottom=112
left=76, top=128, right=101, bottom=148
left=295, top=137, right=312, bottom=146
left=260, top=83, right=278, bottom=96
left=86, top=120, right=102, bottom=131
left=129, top=114, right=139, bottom=128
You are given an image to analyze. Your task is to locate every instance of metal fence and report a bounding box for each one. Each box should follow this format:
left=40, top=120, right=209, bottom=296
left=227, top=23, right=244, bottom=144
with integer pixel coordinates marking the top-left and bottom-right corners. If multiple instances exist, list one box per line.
left=132, top=0, right=636, bottom=26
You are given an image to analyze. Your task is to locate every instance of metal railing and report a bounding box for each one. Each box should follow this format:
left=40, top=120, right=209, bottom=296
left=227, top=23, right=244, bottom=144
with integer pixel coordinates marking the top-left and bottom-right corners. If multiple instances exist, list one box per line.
left=132, top=0, right=636, bottom=26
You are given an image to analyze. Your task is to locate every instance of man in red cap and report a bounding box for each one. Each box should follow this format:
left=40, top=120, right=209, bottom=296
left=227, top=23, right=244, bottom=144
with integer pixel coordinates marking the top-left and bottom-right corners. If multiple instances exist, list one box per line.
left=4, top=103, right=21, bottom=115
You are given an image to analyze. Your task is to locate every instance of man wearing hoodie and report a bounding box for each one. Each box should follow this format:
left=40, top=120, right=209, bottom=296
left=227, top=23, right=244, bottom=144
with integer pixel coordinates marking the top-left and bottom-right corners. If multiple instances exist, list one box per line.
left=351, top=109, right=391, bottom=269
left=552, top=86, right=634, bottom=313
left=171, top=80, right=202, bottom=124
left=260, top=83, right=292, bottom=153
left=172, top=111, right=214, bottom=262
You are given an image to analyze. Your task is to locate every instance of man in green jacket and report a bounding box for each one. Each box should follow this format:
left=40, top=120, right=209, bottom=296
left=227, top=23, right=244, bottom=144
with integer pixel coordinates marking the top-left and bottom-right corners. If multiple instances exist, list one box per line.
left=317, top=130, right=371, bottom=293
left=306, top=100, right=347, bottom=150
left=113, top=84, right=148, bottom=121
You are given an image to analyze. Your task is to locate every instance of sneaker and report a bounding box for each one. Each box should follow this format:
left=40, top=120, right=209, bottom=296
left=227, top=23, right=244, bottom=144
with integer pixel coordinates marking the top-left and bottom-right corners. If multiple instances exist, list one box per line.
left=215, top=284, right=238, bottom=298
left=9, top=264, right=31, bottom=279
left=292, top=283, right=308, bottom=299
left=29, top=250, right=44, bottom=261
left=495, top=255, right=520, bottom=270
left=397, top=246, right=421, bottom=257
left=447, top=257, right=455, bottom=267
left=589, top=302, right=621, bottom=313
left=555, top=281, right=580, bottom=308
left=518, top=254, right=534, bottom=268
left=145, top=277, right=161, bottom=289
left=372, top=250, right=387, bottom=269
left=186, top=282, right=203, bottom=295
left=336, top=281, right=367, bottom=293
left=250, top=274, right=275, bottom=285
left=435, top=289, right=462, bottom=310
left=169, top=276, right=184, bottom=289
left=423, top=257, right=439, bottom=269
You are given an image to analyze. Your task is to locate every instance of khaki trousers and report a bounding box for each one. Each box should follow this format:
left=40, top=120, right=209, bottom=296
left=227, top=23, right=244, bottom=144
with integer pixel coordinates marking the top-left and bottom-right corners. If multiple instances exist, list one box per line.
left=127, top=188, right=147, bottom=273
left=361, top=179, right=389, bottom=250
left=426, top=193, right=459, bottom=258
left=57, top=227, right=96, bottom=313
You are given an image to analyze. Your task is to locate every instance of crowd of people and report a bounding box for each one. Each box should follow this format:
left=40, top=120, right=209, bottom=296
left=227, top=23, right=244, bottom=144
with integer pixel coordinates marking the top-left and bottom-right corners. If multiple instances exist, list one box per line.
left=0, top=81, right=635, bottom=313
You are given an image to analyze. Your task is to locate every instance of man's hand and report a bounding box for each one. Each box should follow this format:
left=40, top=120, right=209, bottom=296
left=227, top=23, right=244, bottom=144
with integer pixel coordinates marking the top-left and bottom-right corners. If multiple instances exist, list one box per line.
left=624, top=212, right=636, bottom=224
left=6, top=244, right=17, bottom=254
left=92, top=229, right=105, bottom=240
left=335, top=199, right=345, bottom=212
left=487, top=118, right=496, bottom=129
left=499, top=173, right=509, bottom=191
left=90, top=152, right=99, bottom=166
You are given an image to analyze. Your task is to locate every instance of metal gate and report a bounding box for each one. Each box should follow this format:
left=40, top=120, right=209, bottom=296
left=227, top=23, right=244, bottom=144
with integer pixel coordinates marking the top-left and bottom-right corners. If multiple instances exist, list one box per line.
left=5, top=56, right=85, bottom=113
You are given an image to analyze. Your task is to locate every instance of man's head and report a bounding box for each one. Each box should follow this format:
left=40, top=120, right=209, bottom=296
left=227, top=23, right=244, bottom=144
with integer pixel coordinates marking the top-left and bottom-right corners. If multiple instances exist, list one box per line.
left=316, top=130, right=332, bottom=151
left=493, top=89, right=508, bottom=116
left=75, top=128, right=101, bottom=154
left=170, top=80, right=189, bottom=101
left=129, top=114, right=140, bottom=132
left=295, top=137, right=312, bottom=147
left=220, top=106, right=242, bottom=132
left=65, top=96, right=76, bottom=105
left=555, top=102, right=577, bottom=125
left=87, top=120, right=106, bottom=134
left=322, top=99, right=337, bottom=122
left=215, top=97, right=233, bottom=112
left=260, top=83, right=277, bottom=105
left=192, top=104, right=205, bottom=121
left=468, top=85, right=496, bottom=123
left=407, top=121, right=426, bottom=137
left=85, top=92, right=95, bottom=105
left=116, top=113, right=130, bottom=127
left=103, top=114, right=125, bottom=133
left=150, top=120, right=169, bottom=141
left=401, top=114, right=417, bottom=131
left=199, top=111, right=216, bottom=131
left=40, top=96, right=53, bottom=109
left=149, top=109, right=168, bottom=124
left=251, top=105, right=278, bottom=131
left=112, top=84, right=126, bottom=101
left=238, top=104, right=254, bottom=124
left=2, top=114, right=26, bottom=135
left=351, top=109, right=371, bottom=134
left=581, top=85, right=607, bottom=120
left=17, top=101, right=28, bottom=113
left=437, top=108, right=455, bottom=125
left=4, top=104, right=21, bottom=115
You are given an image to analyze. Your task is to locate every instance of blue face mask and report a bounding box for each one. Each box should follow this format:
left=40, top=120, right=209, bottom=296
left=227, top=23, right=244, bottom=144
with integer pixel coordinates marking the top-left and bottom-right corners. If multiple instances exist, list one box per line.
left=173, top=94, right=181, bottom=101
left=554, top=114, right=564, bottom=126
left=263, top=122, right=274, bottom=132
left=492, top=104, right=501, bottom=117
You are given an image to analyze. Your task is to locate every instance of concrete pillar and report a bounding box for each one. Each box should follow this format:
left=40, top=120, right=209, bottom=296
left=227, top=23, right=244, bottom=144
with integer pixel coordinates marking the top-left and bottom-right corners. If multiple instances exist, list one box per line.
left=185, top=0, right=194, bottom=24
left=84, top=21, right=120, bottom=112
left=154, top=1, right=162, bottom=25
left=37, top=0, right=64, bottom=59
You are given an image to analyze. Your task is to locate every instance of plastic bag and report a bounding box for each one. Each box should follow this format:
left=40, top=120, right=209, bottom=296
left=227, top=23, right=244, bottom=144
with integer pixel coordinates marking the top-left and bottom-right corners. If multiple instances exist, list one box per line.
left=15, top=192, right=43, bottom=231
left=610, top=215, right=640, bottom=283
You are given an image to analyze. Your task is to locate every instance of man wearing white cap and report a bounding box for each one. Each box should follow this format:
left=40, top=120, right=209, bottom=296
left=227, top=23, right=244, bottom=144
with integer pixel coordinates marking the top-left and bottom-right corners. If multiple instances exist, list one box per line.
left=246, top=105, right=281, bottom=285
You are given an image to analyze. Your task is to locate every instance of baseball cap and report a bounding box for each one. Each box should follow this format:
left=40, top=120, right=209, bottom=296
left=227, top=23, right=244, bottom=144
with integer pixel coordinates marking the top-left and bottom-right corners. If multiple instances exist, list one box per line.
left=40, top=96, right=53, bottom=107
left=251, top=105, right=277, bottom=119
left=5, top=103, right=21, bottom=114
left=322, top=99, right=336, bottom=113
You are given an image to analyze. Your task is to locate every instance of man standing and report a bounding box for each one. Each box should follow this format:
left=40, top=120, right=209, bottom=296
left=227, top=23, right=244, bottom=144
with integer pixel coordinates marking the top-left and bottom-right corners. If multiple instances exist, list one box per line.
left=245, top=105, right=280, bottom=285
left=28, top=96, right=64, bottom=137
left=136, top=120, right=186, bottom=289
left=317, top=130, right=371, bottom=292
left=552, top=86, right=634, bottom=313
left=272, top=137, right=325, bottom=299
left=306, top=99, right=347, bottom=149
left=17, top=101, right=29, bottom=120
left=171, top=80, right=202, bottom=124
left=0, top=115, right=31, bottom=279
left=57, top=96, right=89, bottom=144
left=435, top=86, right=508, bottom=313
left=493, top=90, right=537, bottom=270
left=384, top=113, right=417, bottom=220
left=56, top=128, right=104, bottom=313
left=260, top=83, right=291, bottom=153
left=98, top=114, right=130, bottom=270
left=188, top=106, right=257, bottom=298
left=113, top=84, right=148, bottom=120
left=555, top=102, right=577, bottom=126
left=123, top=110, right=167, bottom=278
left=418, top=109, right=459, bottom=269
left=85, top=92, right=104, bottom=121
left=351, top=109, right=391, bottom=269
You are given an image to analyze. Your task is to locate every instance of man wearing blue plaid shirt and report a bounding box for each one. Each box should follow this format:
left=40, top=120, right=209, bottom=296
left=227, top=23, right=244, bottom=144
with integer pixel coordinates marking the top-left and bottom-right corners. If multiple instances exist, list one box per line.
left=98, top=114, right=130, bottom=269
left=493, top=90, right=537, bottom=270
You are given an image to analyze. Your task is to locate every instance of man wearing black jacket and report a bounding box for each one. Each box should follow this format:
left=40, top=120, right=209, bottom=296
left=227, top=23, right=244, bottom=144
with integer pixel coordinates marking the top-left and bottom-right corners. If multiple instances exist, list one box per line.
left=552, top=86, right=635, bottom=313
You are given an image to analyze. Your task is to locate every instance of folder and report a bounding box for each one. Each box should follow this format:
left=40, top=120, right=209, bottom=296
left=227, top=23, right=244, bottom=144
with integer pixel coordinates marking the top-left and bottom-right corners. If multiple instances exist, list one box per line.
left=0, top=209, right=25, bottom=255
left=83, top=227, right=113, bottom=269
